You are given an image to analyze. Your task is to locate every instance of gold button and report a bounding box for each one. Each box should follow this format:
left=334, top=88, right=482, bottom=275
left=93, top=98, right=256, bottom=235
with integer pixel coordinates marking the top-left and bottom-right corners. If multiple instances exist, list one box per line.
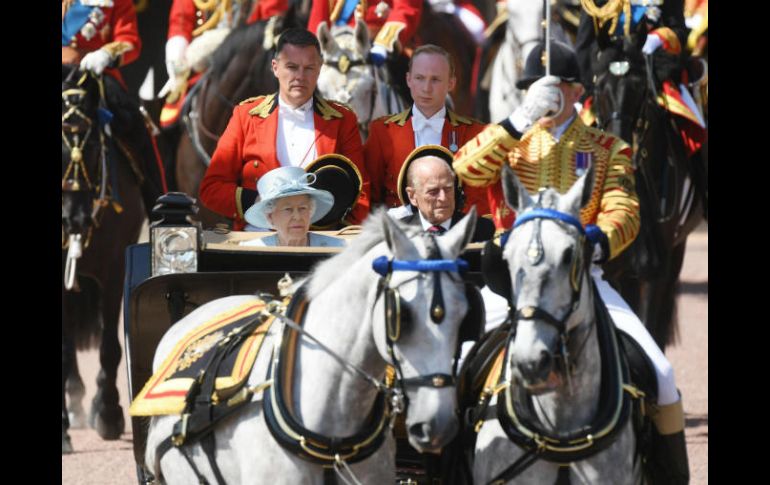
left=253, top=161, right=259, bottom=168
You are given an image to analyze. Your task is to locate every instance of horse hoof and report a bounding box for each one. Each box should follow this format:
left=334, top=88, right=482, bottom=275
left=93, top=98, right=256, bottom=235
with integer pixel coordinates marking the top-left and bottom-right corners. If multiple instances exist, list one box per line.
left=92, top=405, right=126, bottom=440
left=62, top=430, right=74, bottom=454
left=68, top=406, right=88, bottom=429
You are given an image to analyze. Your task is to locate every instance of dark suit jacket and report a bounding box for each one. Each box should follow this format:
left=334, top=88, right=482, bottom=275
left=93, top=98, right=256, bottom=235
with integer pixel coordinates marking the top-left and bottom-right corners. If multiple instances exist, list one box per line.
left=399, top=210, right=496, bottom=243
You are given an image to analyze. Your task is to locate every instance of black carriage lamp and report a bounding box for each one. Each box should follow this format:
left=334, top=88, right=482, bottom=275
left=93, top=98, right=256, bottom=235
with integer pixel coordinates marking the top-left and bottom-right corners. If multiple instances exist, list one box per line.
left=149, top=192, right=201, bottom=277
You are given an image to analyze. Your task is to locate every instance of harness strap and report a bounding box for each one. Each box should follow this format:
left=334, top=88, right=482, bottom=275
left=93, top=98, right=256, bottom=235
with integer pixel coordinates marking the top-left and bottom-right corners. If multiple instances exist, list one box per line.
left=486, top=446, right=541, bottom=485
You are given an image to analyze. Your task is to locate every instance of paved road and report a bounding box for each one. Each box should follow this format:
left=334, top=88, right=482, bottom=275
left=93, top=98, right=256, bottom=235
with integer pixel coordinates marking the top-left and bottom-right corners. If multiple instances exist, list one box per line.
left=62, top=224, right=708, bottom=484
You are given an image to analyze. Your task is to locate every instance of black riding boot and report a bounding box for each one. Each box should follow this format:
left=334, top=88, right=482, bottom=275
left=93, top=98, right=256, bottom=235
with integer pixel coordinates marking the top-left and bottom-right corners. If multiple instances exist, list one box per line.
left=647, top=399, right=690, bottom=484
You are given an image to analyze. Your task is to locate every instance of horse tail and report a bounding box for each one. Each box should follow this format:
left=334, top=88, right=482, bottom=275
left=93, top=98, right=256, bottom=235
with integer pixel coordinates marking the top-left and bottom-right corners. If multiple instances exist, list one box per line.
left=66, top=276, right=104, bottom=351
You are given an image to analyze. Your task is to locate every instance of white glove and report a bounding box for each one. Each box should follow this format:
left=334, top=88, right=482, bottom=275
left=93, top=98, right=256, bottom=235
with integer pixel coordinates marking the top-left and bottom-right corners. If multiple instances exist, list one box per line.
left=158, top=36, right=190, bottom=99
left=508, top=75, right=563, bottom=132
left=642, top=33, right=663, bottom=55
left=80, top=49, right=113, bottom=75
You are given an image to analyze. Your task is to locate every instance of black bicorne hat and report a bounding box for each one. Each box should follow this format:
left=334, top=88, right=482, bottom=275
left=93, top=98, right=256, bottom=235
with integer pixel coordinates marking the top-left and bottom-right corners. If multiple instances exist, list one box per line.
left=516, top=40, right=581, bottom=90
left=397, top=145, right=465, bottom=210
left=304, top=154, right=362, bottom=228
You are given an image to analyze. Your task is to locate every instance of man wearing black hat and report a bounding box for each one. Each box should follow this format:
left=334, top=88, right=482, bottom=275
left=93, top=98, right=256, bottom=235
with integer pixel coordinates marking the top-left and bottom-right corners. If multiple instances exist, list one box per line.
left=391, top=145, right=495, bottom=242
left=453, top=40, right=689, bottom=483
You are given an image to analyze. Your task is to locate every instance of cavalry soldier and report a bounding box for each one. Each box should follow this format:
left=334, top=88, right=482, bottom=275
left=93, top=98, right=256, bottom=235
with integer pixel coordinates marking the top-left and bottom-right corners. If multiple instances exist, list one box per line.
left=453, top=40, right=690, bottom=483
left=307, top=0, right=422, bottom=67
left=62, top=0, right=168, bottom=217
left=364, top=44, right=490, bottom=216
left=199, top=28, right=370, bottom=231
left=159, top=0, right=289, bottom=128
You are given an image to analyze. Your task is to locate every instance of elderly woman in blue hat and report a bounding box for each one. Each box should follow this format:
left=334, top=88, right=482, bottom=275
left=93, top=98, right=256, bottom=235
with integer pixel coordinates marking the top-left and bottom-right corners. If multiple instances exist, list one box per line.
left=242, top=166, right=346, bottom=247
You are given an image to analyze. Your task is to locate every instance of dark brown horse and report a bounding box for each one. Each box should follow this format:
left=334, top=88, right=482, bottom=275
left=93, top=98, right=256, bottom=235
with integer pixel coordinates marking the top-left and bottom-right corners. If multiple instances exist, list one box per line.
left=62, top=66, right=145, bottom=453
left=593, top=35, right=707, bottom=349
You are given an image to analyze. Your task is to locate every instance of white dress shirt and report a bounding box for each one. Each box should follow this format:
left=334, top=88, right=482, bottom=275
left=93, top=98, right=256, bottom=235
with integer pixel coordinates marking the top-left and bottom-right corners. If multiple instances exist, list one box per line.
left=412, top=105, right=446, bottom=147
left=276, top=96, right=317, bottom=168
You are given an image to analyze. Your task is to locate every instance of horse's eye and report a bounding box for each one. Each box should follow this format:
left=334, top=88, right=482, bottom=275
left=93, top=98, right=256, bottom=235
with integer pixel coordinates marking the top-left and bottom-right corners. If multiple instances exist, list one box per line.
left=561, top=247, right=573, bottom=266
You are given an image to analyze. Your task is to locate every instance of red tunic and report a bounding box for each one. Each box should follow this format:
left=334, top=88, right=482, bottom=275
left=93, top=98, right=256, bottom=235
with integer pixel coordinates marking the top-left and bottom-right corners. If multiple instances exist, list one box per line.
left=307, top=0, right=422, bottom=50
left=364, top=107, right=490, bottom=215
left=61, top=0, right=141, bottom=86
left=200, top=94, right=371, bottom=230
left=168, top=0, right=288, bottom=42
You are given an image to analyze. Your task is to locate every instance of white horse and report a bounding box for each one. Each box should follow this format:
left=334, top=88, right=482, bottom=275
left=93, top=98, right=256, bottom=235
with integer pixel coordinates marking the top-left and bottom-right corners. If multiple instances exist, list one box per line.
left=472, top=165, right=641, bottom=484
left=486, top=0, right=571, bottom=122
left=316, top=20, right=406, bottom=139
left=143, top=209, right=478, bottom=484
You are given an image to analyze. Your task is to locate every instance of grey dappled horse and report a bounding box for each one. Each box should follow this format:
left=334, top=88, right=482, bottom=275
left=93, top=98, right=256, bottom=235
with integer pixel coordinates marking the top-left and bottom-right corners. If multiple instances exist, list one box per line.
left=482, top=0, right=571, bottom=122
left=473, top=165, right=640, bottom=484
left=144, top=209, right=478, bottom=483
left=317, top=20, right=406, bottom=139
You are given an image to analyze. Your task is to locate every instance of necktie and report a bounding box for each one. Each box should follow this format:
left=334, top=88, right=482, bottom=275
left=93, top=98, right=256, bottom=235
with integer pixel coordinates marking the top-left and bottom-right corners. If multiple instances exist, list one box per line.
left=427, top=225, right=447, bottom=235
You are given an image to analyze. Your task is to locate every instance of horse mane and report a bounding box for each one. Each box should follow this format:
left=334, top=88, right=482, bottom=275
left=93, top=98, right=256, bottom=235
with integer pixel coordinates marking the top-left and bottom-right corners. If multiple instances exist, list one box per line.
left=306, top=209, right=418, bottom=299
left=208, top=21, right=269, bottom=80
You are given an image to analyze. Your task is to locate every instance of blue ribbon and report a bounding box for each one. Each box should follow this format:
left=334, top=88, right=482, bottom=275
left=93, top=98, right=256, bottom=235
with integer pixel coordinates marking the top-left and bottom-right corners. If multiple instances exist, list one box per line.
left=372, top=256, right=469, bottom=276
left=513, top=209, right=585, bottom=235
left=336, top=0, right=361, bottom=26
left=613, top=5, right=649, bottom=36
left=62, top=1, right=93, bottom=45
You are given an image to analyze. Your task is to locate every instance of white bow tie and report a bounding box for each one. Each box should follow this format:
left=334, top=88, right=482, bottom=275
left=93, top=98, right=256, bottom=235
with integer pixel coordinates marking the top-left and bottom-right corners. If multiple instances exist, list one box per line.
left=280, top=104, right=311, bottom=121
left=412, top=115, right=444, bottom=133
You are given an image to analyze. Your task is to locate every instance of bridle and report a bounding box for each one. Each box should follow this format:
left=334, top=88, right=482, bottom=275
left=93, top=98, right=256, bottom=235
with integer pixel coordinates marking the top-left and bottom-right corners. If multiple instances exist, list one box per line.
left=371, top=233, right=470, bottom=410
left=61, top=70, right=111, bottom=290
left=508, top=208, right=593, bottom=384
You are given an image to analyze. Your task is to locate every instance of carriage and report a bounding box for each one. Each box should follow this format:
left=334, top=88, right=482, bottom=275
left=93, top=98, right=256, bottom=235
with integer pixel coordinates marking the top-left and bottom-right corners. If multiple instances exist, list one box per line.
left=122, top=194, right=489, bottom=483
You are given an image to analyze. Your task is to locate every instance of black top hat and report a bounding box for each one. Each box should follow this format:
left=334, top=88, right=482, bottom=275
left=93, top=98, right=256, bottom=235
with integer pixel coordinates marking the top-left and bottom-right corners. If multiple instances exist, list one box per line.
left=397, top=145, right=465, bottom=210
left=304, top=154, right=362, bottom=227
left=516, top=40, right=581, bottom=90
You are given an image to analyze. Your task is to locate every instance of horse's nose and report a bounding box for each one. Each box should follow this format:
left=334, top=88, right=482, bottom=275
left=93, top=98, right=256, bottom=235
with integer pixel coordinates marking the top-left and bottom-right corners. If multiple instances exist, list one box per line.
left=408, top=416, right=459, bottom=453
left=517, top=350, right=553, bottom=383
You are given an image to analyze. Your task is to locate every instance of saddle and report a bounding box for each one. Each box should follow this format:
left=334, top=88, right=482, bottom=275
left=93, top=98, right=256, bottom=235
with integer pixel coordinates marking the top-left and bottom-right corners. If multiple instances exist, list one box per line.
left=129, top=298, right=276, bottom=417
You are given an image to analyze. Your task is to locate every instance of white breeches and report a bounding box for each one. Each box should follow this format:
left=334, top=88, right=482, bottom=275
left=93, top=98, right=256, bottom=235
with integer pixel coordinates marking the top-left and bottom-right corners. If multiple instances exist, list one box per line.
left=591, top=266, right=679, bottom=405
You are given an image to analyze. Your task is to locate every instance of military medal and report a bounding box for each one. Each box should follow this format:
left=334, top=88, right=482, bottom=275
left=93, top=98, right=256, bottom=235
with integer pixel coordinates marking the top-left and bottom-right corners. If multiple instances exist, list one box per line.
left=449, top=131, right=458, bottom=153
left=575, top=151, right=592, bottom=177
left=81, top=22, right=97, bottom=41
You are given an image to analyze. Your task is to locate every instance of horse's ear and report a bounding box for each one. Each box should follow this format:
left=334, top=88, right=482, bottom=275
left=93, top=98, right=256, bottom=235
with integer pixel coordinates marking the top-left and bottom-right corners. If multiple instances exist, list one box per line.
left=445, top=207, right=477, bottom=256
left=561, top=163, right=595, bottom=216
left=501, top=163, right=533, bottom=213
left=354, top=19, right=370, bottom=54
left=317, top=21, right=334, bottom=53
left=382, top=212, right=415, bottom=258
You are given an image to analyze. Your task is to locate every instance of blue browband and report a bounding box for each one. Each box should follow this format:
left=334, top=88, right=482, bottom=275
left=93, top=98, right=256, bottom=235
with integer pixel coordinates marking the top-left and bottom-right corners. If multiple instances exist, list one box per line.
left=513, top=209, right=585, bottom=235
left=372, top=256, right=469, bottom=276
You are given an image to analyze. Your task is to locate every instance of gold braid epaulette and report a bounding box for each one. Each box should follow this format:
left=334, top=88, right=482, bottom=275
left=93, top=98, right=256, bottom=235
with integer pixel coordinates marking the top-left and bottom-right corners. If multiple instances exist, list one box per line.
left=383, top=108, right=411, bottom=127
left=453, top=125, right=518, bottom=187
left=247, top=93, right=277, bottom=118
left=315, top=97, right=344, bottom=120
left=447, top=109, right=479, bottom=127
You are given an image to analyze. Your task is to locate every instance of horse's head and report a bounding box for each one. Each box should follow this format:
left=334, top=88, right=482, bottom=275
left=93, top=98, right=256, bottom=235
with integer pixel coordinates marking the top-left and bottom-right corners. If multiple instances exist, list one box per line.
left=500, top=164, right=595, bottom=394
left=62, top=65, right=101, bottom=239
left=593, top=32, right=650, bottom=143
left=506, top=0, right=543, bottom=60
left=316, top=21, right=376, bottom=127
left=372, top=210, right=478, bottom=453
